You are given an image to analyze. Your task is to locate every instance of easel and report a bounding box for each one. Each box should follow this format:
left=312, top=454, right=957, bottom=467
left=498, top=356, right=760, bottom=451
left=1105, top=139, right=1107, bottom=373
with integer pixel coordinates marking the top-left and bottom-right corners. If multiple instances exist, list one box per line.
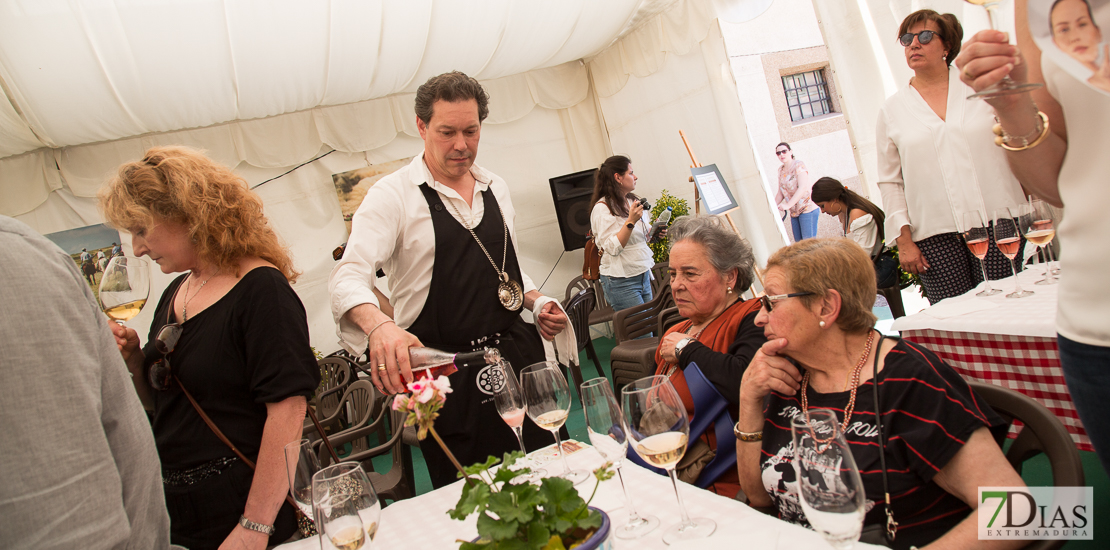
left=678, top=130, right=765, bottom=292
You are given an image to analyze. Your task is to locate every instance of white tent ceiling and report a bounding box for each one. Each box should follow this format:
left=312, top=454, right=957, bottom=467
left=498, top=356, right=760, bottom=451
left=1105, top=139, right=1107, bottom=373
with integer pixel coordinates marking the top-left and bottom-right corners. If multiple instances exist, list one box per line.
left=0, top=0, right=680, bottom=159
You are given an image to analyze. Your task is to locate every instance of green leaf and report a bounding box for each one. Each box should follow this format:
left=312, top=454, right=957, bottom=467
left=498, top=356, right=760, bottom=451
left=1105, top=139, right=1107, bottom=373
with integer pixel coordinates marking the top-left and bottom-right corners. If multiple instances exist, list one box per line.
left=541, top=535, right=567, bottom=550
left=458, top=541, right=490, bottom=550
left=576, top=509, right=603, bottom=531
left=449, top=481, right=491, bottom=520
left=463, top=455, right=502, bottom=476
left=477, top=511, right=519, bottom=541
left=492, top=452, right=526, bottom=484
left=526, top=522, right=551, bottom=549
left=487, top=490, right=535, bottom=524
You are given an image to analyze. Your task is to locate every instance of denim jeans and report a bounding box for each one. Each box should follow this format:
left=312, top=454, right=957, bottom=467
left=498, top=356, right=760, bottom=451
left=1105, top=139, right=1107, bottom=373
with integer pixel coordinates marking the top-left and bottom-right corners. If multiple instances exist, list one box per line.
left=1058, top=334, right=1110, bottom=476
left=790, top=208, right=819, bottom=241
left=601, top=271, right=653, bottom=313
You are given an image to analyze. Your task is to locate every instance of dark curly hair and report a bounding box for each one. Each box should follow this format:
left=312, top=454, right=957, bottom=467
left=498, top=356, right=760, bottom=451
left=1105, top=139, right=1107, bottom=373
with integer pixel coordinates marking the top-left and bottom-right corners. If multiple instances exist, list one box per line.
left=414, top=71, right=490, bottom=125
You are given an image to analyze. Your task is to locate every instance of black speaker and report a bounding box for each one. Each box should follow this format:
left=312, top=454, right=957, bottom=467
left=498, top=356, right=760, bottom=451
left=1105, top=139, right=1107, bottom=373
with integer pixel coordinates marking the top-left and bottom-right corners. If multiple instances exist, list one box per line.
left=549, top=168, right=597, bottom=251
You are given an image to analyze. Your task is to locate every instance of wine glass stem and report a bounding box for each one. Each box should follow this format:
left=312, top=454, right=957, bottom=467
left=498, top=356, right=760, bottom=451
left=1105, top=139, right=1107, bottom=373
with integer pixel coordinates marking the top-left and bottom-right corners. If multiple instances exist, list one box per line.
left=512, top=426, right=527, bottom=454
left=616, top=466, right=643, bottom=523
left=978, top=258, right=993, bottom=290
left=667, top=469, right=695, bottom=528
left=985, top=4, right=1003, bottom=31
left=1009, top=256, right=1025, bottom=293
left=552, top=429, right=572, bottom=474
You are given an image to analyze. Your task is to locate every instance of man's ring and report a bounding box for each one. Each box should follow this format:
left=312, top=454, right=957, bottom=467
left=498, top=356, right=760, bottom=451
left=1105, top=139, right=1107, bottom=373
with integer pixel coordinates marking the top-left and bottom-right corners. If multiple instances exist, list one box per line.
left=964, top=68, right=973, bottom=80
left=377, top=364, right=387, bottom=372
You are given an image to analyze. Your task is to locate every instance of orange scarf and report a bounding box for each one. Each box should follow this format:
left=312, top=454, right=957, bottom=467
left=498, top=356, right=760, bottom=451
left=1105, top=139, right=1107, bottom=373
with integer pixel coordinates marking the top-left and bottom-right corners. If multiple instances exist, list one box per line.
left=653, top=298, right=762, bottom=496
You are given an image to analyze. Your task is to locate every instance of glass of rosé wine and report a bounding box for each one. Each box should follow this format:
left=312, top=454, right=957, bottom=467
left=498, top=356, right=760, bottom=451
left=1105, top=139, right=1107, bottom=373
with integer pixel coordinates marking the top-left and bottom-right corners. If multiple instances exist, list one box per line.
left=492, top=361, right=544, bottom=481
left=993, top=207, right=1033, bottom=299
left=960, top=211, right=1001, bottom=297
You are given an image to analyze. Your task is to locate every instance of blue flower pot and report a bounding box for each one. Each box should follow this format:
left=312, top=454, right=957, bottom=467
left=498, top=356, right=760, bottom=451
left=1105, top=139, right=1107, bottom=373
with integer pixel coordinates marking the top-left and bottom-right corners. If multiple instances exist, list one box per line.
left=471, top=506, right=611, bottom=549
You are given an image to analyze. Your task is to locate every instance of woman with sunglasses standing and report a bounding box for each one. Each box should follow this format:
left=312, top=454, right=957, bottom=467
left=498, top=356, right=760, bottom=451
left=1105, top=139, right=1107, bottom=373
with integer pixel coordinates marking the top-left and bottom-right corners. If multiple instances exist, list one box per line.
left=877, top=9, right=1026, bottom=304
left=773, top=142, right=819, bottom=242
left=99, top=146, right=320, bottom=550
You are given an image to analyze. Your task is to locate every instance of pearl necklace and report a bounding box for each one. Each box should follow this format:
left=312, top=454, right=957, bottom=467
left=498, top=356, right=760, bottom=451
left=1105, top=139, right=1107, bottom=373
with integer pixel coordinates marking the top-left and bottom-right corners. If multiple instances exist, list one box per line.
left=800, top=329, right=876, bottom=450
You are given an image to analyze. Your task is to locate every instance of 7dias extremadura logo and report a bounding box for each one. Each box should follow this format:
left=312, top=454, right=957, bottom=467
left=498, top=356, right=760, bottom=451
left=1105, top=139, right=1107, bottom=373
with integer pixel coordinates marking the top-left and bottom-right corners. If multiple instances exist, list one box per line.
left=979, top=487, right=1093, bottom=540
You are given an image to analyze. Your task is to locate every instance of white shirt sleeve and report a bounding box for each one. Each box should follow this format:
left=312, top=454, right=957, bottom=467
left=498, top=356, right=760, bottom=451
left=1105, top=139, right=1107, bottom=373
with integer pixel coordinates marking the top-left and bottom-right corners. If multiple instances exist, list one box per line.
left=591, top=201, right=627, bottom=256
left=876, top=108, right=911, bottom=242
left=846, top=213, right=879, bottom=254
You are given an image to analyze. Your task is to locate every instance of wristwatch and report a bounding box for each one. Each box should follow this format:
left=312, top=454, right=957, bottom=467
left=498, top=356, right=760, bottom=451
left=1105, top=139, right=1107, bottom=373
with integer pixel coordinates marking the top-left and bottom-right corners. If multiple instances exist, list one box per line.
left=673, top=337, right=695, bottom=360
left=626, top=221, right=636, bottom=229
left=239, top=515, right=275, bottom=536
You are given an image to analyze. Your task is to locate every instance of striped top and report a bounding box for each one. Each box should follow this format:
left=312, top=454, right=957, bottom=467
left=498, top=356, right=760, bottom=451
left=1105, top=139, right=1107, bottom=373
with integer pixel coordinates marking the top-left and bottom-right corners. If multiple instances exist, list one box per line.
left=759, top=339, right=1007, bottom=548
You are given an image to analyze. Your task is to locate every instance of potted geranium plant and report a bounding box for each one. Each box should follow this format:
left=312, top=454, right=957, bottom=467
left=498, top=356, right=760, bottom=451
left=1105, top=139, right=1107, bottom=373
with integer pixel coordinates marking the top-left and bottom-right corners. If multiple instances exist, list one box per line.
left=393, top=377, right=615, bottom=550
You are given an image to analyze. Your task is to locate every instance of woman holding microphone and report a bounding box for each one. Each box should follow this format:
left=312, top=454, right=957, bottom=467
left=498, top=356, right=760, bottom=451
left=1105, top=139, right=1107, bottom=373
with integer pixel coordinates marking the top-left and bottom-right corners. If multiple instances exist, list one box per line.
left=589, top=155, right=655, bottom=312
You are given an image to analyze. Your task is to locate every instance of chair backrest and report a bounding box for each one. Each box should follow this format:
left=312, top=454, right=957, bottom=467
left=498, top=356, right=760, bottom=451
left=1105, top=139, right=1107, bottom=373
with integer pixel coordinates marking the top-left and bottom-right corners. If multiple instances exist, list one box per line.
left=315, top=357, right=353, bottom=418
left=649, top=261, right=669, bottom=295
left=968, top=381, right=1084, bottom=487
left=612, top=284, right=674, bottom=342
left=337, top=380, right=379, bottom=453
left=624, top=363, right=735, bottom=488
left=564, top=287, right=596, bottom=354
left=657, top=306, right=685, bottom=336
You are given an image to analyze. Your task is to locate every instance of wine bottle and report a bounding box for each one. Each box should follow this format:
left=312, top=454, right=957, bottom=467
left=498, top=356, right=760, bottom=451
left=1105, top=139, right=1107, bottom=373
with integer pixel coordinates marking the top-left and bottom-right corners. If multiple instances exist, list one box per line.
left=407, top=346, right=501, bottom=379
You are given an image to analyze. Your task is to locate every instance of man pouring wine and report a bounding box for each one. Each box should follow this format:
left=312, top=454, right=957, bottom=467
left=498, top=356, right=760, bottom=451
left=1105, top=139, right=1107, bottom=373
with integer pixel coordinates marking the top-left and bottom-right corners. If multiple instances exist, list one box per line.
left=328, top=71, right=568, bottom=488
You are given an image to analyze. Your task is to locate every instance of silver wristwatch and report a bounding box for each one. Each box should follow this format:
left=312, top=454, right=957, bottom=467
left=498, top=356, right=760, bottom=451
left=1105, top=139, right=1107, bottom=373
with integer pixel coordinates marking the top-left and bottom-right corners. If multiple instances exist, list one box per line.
left=673, top=337, right=695, bottom=359
left=239, top=515, right=275, bottom=536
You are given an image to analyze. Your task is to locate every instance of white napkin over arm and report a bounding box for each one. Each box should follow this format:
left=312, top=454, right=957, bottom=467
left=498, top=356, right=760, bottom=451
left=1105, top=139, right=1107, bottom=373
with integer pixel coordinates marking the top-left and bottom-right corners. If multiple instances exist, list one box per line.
left=531, top=295, right=578, bottom=368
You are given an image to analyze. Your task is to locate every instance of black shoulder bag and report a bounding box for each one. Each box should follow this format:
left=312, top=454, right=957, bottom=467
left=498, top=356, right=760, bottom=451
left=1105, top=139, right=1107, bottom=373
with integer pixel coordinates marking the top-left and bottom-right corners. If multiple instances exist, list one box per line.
left=859, top=334, right=898, bottom=547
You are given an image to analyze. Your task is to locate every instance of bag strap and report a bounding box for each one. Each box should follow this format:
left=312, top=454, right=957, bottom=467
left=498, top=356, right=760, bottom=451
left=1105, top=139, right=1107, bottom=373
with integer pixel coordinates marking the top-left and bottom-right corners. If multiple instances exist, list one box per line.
left=872, top=333, right=898, bottom=543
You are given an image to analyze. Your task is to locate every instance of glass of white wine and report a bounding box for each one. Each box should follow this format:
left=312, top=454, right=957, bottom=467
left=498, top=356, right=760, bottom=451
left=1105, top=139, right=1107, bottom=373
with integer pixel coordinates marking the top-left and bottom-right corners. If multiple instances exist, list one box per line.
left=964, top=0, right=1043, bottom=99
left=98, top=256, right=150, bottom=323
left=311, top=462, right=380, bottom=550
left=791, top=409, right=866, bottom=549
left=622, top=375, right=715, bottom=545
left=1023, top=199, right=1058, bottom=285
left=519, top=361, right=589, bottom=485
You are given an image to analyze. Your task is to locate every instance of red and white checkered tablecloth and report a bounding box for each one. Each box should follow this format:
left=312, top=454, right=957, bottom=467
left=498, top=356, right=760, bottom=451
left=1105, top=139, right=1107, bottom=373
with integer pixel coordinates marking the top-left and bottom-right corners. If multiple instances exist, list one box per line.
left=902, top=328, right=1091, bottom=452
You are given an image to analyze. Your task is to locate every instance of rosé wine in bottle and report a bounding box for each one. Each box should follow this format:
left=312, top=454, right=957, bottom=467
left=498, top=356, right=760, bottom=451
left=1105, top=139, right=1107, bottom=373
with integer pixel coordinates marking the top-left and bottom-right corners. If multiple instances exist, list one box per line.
left=407, top=347, right=501, bottom=380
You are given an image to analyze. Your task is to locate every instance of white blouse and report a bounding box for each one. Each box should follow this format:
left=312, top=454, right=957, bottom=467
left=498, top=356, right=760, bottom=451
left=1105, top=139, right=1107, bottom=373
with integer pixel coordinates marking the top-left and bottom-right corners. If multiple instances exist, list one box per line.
left=876, top=66, right=1026, bottom=243
left=590, top=200, right=654, bottom=278
left=845, top=213, right=882, bottom=256
left=1044, top=56, right=1110, bottom=347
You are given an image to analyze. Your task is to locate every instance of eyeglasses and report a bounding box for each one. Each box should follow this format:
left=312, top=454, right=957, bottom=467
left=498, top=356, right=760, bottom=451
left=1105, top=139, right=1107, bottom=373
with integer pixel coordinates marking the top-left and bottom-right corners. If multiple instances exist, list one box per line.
left=775, top=149, right=790, bottom=156
left=759, top=292, right=815, bottom=312
left=148, top=322, right=182, bottom=391
left=899, top=30, right=939, bottom=47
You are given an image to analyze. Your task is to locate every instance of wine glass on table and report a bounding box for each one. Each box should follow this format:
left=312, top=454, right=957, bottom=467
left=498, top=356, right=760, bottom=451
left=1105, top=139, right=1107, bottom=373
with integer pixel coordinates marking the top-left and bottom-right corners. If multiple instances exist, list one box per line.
left=285, top=439, right=322, bottom=533
left=312, top=463, right=381, bottom=549
left=791, top=409, right=866, bottom=549
left=491, top=361, right=544, bottom=482
left=964, top=0, right=1043, bottom=99
left=993, top=207, right=1033, bottom=298
left=580, top=377, right=660, bottom=539
left=1022, top=199, right=1058, bottom=285
left=960, top=211, right=1001, bottom=297
left=519, top=361, right=589, bottom=485
left=98, top=256, right=150, bottom=323
left=622, top=375, right=715, bottom=544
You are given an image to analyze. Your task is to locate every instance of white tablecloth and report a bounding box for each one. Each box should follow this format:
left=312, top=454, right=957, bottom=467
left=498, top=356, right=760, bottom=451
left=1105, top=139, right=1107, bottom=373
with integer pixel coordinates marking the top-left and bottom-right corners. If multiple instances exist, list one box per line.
left=278, top=442, right=884, bottom=549
left=891, top=268, right=1057, bottom=338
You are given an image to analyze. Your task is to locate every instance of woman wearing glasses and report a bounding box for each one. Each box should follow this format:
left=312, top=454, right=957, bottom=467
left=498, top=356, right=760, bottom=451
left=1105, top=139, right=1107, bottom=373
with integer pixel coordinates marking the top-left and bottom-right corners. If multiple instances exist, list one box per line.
left=773, top=142, right=819, bottom=242
left=735, top=239, right=1025, bottom=549
left=877, top=9, right=1026, bottom=304
left=100, top=146, right=320, bottom=550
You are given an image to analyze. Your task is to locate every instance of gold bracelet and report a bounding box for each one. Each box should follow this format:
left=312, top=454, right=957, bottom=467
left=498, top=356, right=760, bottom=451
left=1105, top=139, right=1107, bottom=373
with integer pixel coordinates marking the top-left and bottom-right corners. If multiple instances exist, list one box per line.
left=993, top=111, right=1050, bottom=152
left=733, top=422, right=763, bottom=442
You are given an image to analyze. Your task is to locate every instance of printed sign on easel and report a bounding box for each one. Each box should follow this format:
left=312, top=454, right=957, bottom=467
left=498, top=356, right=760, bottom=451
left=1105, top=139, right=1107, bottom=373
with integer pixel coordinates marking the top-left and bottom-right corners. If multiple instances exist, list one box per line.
left=690, top=164, right=738, bottom=215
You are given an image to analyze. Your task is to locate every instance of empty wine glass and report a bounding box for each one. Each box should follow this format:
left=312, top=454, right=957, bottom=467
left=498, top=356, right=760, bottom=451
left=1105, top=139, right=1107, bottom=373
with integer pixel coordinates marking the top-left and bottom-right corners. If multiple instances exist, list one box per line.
left=622, top=375, right=715, bottom=544
left=284, top=439, right=322, bottom=527
left=580, top=377, right=660, bottom=539
left=791, top=409, right=866, bottom=549
left=98, top=256, right=150, bottom=323
left=964, top=0, right=1043, bottom=99
left=491, top=361, right=544, bottom=481
left=1022, top=199, right=1058, bottom=286
left=312, top=463, right=381, bottom=550
left=993, top=207, right=1033, bottom=298
left=519, top=361, right=589, bottom=485
left=960, top=211, right=1001, bottom=297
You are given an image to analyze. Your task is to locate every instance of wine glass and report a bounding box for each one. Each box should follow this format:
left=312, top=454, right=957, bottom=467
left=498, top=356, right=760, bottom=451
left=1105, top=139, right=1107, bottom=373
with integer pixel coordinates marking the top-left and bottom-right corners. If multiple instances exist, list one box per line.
left=622, top=375, right=715, bottom=544
left=992, top=207, right=1033, bottom=298
left=1022, top=199, right=1058, bottom=285
left=491, top=361, right=544, bottom=481
left=960, top=211, right=1001, bottom=297
left=312, top=463, right=381, bottom=550
left=519, top=361, right=589, bottom=485
left=98, top=256, right=150, bottom=323
left=964, top=0, right=1043, bottom=99
left=580, top=377, right=660, bottom=539
left=284, top=439, right=322, bottom=526
left=791, top=409, right=866, bottom=549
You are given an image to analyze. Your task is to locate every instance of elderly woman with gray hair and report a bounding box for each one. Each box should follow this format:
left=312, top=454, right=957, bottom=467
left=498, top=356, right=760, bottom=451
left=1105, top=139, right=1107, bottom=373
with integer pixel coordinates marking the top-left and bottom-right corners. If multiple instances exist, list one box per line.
left=652, top=215, right=766, bottom=497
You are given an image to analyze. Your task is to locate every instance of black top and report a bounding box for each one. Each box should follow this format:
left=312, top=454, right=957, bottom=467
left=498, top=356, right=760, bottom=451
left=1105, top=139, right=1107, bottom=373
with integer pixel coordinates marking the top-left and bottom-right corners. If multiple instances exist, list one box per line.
left=677, top=310, right=764, bottom=411
left=143, top=267, right=320, bottom=470
left=759, top=339, right=1007, bottom=550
